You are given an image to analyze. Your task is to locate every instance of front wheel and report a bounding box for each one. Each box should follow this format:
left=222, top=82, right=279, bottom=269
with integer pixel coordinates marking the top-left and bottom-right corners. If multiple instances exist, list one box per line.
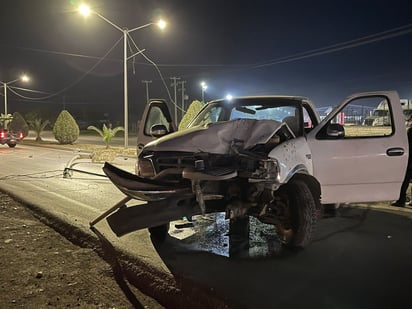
left=275, top=180, right=317, bottom=248
left=7, top=143, right=16, bottom=148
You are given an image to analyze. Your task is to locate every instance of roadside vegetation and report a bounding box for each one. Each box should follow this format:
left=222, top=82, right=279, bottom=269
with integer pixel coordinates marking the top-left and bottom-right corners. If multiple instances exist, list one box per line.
left=53, top=110, right=79, bottom=144
left=178, top=100, right=204, bottom=130
left=0, top=113, right=13, bottom=128
left=87, top=124, right=124, bottom=149
left=9, top=112, right=29, bottom=137
left=28, top=118, right=50, bottom=142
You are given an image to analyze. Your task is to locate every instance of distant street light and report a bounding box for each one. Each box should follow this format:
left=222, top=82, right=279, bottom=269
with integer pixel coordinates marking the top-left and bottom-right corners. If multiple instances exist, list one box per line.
left=1, top=74, right=30, bottom=116
left=201, top=81, right=207, bottom=102
left=226, top=94, right=233, bottom=101
left=79, top=4, right=166, bottom=149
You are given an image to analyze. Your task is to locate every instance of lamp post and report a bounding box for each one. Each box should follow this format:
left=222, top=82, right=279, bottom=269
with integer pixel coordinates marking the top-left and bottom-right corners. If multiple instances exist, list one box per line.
left=201, top=81, right=207, bottom=102
left=79, top=4, right=166, bottom=149
left=1, top=74, right=30, bottom=116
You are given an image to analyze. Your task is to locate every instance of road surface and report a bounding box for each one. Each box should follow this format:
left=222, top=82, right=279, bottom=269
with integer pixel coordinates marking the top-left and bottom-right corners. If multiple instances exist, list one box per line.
left=2, top=142, right=412, bottom=308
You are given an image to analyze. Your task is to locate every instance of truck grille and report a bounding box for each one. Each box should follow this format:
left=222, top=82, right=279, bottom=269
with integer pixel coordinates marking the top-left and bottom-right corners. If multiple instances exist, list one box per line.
left=155, top=154, right=195, bottom=173
left=139, top=151, right=235, bottom=177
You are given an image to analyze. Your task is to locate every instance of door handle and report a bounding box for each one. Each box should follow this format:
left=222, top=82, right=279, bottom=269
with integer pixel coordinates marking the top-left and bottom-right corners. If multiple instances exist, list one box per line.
left=386, top=147, right=405, bottom=156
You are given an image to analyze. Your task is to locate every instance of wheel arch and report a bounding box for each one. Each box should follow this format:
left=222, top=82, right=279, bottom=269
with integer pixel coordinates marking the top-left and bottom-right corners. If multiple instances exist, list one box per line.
left=288, top=173, right=322, bottom=215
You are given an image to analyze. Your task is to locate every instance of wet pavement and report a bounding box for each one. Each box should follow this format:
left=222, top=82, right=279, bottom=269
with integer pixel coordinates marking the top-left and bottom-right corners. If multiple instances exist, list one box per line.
left=169, top=213, right=282, bottom=258
left=154, top=203, right=412, bottom=308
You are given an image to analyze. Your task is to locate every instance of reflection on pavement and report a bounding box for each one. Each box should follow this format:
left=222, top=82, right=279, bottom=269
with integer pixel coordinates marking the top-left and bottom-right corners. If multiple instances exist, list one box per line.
left=168, top=213, right=283, bottom=258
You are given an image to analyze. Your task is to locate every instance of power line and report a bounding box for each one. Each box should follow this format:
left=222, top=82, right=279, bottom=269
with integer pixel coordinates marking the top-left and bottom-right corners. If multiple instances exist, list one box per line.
left=0, top=44, right=122, bottom=63
left=7, top=36, right=123, bottom=101
left=248, top=23, right=412, bottom=69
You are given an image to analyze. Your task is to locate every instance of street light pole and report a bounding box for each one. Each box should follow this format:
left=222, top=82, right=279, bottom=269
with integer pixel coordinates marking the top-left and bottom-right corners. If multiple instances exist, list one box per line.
left=1, top=74, right=30, bottom=116
left=79, top=4, right=166, bottom=149
left=4, top=83, right=8, bottom=115
left=123, top=29, right=128, bottom=148
left=201, top=81, right=207, bottom=102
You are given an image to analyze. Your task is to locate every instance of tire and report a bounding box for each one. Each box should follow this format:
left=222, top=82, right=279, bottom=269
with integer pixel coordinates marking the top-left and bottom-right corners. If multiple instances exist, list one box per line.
left=7, top=143, right=16, bottom=148
left=148, top=223, right=170, bottom=242
left=276, top=180, right=317, bottom=248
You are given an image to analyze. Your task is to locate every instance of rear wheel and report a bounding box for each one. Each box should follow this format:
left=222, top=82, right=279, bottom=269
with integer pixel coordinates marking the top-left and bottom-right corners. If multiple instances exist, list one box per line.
left=7, top=143, right=16, bottom=148
left=149, top=223, right=170, bottom=242
left=275, top=180, right=317, bottom=248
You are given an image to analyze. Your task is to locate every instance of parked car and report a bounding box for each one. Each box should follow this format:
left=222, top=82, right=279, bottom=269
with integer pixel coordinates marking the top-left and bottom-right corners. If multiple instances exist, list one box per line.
left=98, top=91, right=408, bottom=249
left=0, top=128, right=23, bottom=147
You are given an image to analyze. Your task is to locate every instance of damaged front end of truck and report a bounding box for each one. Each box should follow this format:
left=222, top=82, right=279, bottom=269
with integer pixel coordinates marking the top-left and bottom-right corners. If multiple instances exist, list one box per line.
left=92, top=97, right=321, bottom=248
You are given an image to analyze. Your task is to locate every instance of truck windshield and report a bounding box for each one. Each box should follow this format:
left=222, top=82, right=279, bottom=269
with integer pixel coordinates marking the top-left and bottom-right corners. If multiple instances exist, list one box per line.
left=189, top=98, right=302, bottom=134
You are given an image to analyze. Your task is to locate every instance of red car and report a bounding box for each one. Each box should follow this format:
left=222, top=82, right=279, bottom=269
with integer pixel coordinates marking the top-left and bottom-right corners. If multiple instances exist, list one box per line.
left=0, top=128, right=23, bottom=147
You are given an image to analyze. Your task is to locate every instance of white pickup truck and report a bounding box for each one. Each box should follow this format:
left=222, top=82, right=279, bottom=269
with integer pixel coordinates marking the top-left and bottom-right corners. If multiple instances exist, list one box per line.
left=98, top=91, right=408, bottom=248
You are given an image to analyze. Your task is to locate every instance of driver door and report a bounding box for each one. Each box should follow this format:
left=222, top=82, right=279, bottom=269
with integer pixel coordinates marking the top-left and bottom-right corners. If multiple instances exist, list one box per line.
left=137, top=99, right=175, bottom=152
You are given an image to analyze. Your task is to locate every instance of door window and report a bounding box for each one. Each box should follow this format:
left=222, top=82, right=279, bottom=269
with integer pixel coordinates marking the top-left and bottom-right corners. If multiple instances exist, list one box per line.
left=144, top=106, right=170, bottom=136
left=317, top=96, right=393, bottom=139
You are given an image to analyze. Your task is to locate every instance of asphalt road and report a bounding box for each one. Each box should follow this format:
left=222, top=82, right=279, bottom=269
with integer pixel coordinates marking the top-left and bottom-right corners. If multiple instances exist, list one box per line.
left=2, top=140, right=412, bottom=308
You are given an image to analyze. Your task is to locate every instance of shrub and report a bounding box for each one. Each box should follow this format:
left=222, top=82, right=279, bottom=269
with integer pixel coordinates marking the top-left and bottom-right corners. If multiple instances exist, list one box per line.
left=53, top=110, right=79, bottom=144
left=9, top=112, right=29, bottom=137
left=178, top=100, right=205, bottom=130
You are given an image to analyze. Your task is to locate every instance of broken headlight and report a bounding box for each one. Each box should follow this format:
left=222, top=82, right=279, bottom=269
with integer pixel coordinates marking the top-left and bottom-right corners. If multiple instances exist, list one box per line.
left=136, top=156, right=155, bottom=178
left=249, top=158, right=280, bottom=183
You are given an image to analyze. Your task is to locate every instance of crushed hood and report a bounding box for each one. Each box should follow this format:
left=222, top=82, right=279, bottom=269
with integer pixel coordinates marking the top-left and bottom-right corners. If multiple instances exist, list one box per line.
left=143, top=118, right=289, bottom=154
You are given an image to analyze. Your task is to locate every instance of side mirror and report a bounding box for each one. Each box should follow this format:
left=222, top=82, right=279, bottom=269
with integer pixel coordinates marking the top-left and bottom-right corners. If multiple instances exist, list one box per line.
left=150, top=124, right=168, bottom=137
left=327, top=123, right=345, bottom=138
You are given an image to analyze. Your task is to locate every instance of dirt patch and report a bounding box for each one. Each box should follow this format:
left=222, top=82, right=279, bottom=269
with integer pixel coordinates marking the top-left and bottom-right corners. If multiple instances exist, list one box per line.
left=0, top=192, right=163, bottom=308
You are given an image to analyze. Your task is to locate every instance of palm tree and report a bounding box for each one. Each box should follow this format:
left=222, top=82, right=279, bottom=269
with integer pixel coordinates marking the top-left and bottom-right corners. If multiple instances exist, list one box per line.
left=87, top=124, right=124, bottom=149
left=0, top=113, right=13, bottom=128
left=28, top=118, right=49, bottom=142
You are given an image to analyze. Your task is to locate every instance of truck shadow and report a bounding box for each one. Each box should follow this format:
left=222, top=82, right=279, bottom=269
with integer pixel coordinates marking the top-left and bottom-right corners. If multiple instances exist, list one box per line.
left=151, top=205, right=412, bottom=308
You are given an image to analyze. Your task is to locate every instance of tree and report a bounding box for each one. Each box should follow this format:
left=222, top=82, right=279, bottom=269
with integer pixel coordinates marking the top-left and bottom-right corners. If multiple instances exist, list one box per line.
left=28, top=118, right=50, bottom=142
left=0, top=113, right=13, bottom=128
left=87, top=124, right=124, bottom=149
left=9, top=112, right=29, bottom=137
left=178, top=100, right=205, bottom=130
left=53, top=110, right=79, bottom=144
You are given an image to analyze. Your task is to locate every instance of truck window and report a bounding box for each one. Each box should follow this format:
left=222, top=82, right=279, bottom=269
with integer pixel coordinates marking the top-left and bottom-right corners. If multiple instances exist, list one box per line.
left=144, top=106, right=170, bottom=136
left=334, top=96, right=393, bottom=138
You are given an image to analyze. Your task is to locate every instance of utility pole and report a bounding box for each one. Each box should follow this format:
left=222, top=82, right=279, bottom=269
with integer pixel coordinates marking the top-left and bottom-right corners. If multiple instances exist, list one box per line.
left=170, top=77, right=181, bottom=123
left=141, top=80, right=152, bottom=104
left=178, top=80, right=187, bottom=119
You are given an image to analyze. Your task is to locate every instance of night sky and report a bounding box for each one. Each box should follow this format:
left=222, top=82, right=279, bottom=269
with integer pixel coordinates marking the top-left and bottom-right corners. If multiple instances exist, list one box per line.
left=1, top=0, right=412, bottom=125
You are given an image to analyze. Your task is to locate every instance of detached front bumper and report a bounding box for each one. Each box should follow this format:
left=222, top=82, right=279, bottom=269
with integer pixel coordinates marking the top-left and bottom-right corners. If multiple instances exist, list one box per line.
left=103, top=162, right=192, bottom=201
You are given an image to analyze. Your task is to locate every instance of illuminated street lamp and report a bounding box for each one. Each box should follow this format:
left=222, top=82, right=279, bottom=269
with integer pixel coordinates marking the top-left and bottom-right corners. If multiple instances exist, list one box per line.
left=201, top=81, right=207, bottom=102
left=1, top=74, right=30, bottom=116
left=79, top=4, right=166, bottom=148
